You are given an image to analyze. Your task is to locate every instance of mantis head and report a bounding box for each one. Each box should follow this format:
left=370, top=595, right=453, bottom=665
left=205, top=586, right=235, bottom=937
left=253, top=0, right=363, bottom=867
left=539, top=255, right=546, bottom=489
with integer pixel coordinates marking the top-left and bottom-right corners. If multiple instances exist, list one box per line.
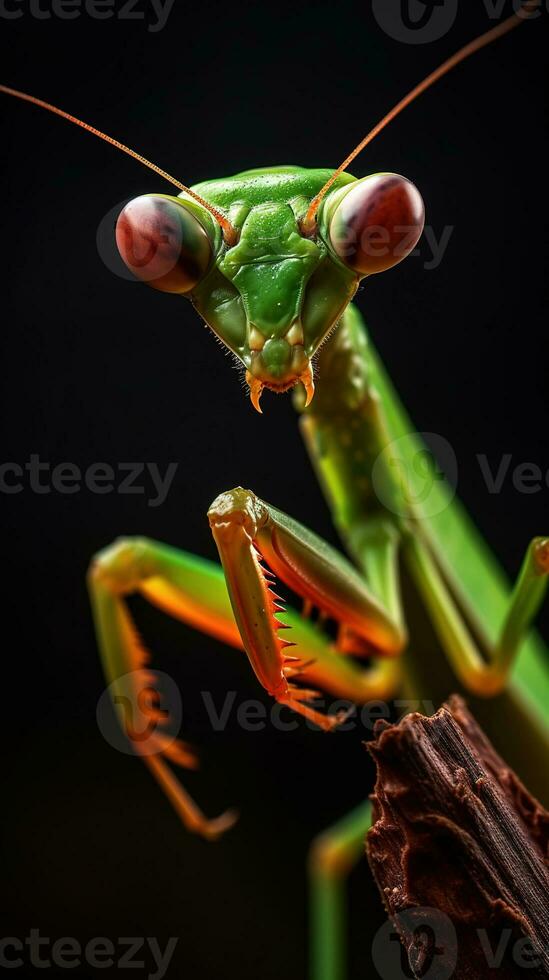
left=2, top=0, right=534, bottom=409
left=114, top=171, right=424, bottom=411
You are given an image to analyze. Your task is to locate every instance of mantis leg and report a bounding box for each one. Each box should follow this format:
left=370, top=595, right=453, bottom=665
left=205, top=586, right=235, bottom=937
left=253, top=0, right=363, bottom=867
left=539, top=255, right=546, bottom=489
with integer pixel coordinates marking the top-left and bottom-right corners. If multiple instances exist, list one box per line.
left=290, top=308, right=415, bottom=979
left=208, top=487, right=406, bottom=729
left=88, top=537, right=241, bottom=840
left=404, top=533, right=549, bottom=702
left=298, top=307, right=549, bottom=978
left=307, top=535, right=548, bottom=980
left=308, top=801, right=372, bottom=980
left=88, top=534, right=401, bottom=838
left=207, top=483, right=406, bottom=976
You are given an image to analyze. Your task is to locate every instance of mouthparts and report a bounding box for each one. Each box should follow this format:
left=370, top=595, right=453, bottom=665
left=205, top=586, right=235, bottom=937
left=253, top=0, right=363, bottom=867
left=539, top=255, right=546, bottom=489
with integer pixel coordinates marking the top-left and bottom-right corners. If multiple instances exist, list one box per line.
left=245, top=364, right=315, bottom=414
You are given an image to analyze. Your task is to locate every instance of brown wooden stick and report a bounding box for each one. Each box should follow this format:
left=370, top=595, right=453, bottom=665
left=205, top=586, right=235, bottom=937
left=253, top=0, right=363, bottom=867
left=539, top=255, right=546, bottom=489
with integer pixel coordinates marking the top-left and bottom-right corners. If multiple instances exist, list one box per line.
left=366, top=696, right=549, bottom=979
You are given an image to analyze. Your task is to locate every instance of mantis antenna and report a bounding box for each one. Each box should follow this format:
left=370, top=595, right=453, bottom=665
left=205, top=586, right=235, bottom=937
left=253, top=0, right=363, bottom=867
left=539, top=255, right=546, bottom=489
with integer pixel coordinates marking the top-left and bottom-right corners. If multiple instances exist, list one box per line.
left=0, top=83, right=238, bottom=246
left=0, top=1, right=540, bottom=243
left=303, top=0, right=541, bottom=231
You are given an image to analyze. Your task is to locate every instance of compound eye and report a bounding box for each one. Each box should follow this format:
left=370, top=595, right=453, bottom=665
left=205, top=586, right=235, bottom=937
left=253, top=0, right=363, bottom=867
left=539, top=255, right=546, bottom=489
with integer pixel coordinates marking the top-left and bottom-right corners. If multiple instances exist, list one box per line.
left=115, top=195, right=212, bottom=293
left=329, top=174, right=425, bottom=276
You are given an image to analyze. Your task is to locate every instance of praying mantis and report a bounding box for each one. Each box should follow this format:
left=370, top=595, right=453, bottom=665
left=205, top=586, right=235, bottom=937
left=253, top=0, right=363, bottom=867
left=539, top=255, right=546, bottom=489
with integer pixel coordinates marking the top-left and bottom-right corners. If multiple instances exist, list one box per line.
left=2, top=3, right=548, bottom=979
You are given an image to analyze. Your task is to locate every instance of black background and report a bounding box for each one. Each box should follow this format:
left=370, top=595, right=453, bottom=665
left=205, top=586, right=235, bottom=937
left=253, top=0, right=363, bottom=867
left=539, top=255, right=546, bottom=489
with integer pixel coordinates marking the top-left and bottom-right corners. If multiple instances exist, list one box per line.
left=1, top=2, right=548, bottom=978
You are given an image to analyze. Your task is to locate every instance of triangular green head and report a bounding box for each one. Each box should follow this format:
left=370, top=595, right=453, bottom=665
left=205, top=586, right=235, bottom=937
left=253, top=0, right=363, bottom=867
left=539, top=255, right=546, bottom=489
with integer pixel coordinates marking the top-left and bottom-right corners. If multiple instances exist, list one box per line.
left=115, top=167, right=424, bottom=411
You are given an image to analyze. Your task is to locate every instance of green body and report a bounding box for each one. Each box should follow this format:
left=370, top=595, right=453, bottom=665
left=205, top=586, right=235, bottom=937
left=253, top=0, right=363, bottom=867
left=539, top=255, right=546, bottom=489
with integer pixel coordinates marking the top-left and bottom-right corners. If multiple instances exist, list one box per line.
left=300, top=308, right=548, bottom=766
left=182, top=165, right=548, bottom=749
left=88, top=166, right=548, bottom=980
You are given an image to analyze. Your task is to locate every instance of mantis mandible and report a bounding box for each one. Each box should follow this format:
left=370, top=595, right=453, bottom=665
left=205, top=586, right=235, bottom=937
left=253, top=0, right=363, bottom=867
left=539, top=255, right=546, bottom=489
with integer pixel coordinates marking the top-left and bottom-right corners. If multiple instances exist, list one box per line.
left=2, top=3, right=548, bottom=978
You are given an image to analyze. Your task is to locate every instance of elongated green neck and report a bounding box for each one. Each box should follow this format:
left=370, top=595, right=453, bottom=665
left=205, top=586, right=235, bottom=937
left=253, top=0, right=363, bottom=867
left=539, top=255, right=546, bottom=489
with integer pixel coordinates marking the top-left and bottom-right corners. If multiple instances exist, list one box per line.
left=297, top=305, right=398, bottom=551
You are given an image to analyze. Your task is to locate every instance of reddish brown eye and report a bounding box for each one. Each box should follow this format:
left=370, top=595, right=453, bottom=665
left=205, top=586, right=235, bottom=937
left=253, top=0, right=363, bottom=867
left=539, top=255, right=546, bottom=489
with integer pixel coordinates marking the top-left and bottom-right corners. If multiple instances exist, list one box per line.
left=329, top=174, right=425, bottom=276
left=115, top=195, right=212, bottom=293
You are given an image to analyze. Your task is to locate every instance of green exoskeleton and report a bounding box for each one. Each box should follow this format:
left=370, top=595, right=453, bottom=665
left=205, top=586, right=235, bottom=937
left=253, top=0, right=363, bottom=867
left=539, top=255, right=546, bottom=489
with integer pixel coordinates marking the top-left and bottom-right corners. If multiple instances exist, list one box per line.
left=2, top=3, right=547, bottom=979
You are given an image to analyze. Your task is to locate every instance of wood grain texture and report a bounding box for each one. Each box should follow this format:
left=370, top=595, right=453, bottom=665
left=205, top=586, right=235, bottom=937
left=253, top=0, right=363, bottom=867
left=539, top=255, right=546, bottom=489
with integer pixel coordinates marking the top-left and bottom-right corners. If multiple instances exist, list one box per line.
left=366, top=696, right=549, bottom=979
